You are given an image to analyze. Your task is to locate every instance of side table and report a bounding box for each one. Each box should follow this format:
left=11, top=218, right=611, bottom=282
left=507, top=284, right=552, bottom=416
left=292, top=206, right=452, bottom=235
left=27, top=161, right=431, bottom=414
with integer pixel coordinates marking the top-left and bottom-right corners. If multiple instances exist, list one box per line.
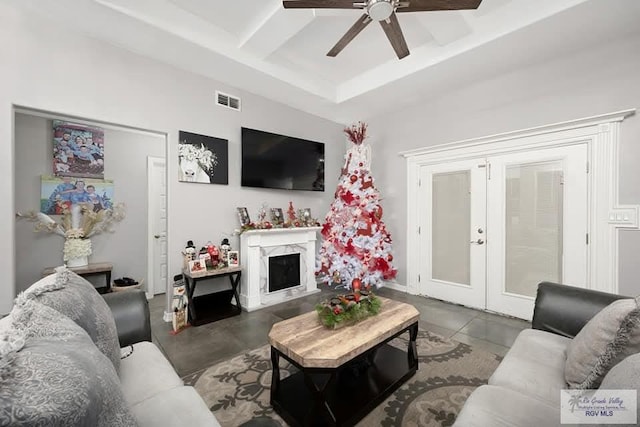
left=42, top=262, right=113, bottom=294
left=182, top=265, right=242, bottom=326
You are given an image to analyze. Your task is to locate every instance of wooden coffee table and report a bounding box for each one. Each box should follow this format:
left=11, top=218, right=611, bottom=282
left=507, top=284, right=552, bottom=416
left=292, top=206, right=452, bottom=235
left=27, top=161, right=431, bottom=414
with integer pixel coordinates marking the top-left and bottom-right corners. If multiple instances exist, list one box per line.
left=268, top=297, right=419, bottom=426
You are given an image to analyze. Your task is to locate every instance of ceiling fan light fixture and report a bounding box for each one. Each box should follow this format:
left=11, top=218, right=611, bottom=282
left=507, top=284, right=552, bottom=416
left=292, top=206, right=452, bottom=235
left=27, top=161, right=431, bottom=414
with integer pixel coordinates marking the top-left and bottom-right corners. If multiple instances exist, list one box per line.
left=367, top=0, right=394, bottom=21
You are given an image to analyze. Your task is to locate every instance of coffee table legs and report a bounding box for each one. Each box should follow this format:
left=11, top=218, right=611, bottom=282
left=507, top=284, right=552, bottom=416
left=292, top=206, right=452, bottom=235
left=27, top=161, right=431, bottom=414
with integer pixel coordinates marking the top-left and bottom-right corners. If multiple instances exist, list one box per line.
left=408, top=321, right=418, bottom=368
left=270, top=347, right=280, bottom=403
left=303, top=371, right=337, bottom=425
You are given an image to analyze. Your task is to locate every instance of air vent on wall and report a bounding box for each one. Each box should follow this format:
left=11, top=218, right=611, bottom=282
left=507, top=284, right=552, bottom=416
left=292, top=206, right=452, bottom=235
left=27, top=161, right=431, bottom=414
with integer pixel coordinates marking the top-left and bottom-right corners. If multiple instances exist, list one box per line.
left=216, top=91, right=241, bottom=111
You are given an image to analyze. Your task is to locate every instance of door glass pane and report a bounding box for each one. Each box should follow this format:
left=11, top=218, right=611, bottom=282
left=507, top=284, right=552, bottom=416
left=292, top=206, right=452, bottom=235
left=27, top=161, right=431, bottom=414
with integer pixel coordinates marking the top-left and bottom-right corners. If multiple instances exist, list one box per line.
left=432, top=171, right=470, bottom=285
left=505, top=161, right=563, bottom=297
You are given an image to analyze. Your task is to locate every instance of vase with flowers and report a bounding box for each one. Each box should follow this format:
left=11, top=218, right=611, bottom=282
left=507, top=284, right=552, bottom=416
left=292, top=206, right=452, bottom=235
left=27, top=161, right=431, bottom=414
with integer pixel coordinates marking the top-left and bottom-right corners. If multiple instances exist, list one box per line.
left=18, top=202, right=126, bottom=268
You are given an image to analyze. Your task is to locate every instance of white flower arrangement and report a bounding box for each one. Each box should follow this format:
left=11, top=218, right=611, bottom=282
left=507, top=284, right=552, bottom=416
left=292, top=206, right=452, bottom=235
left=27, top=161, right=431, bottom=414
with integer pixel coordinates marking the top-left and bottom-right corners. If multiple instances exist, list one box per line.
left=63, top=237, right=92, bottom=261
left=17, top=202, right=126, bottom=239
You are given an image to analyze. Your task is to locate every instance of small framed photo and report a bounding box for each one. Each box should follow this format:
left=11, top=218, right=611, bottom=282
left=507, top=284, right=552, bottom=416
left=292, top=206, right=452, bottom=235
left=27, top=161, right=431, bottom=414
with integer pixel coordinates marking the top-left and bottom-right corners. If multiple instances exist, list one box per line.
left=271, top=208, right=284, bottom=225
left=198, top=252, right=212, bottom=269
left=228, top=250, right=239, bottom=267
left=188, top=259, right=206, bottom=274
left=301, top=208, right=311, bottom=220
left=237, top=207, right=251, bottom=226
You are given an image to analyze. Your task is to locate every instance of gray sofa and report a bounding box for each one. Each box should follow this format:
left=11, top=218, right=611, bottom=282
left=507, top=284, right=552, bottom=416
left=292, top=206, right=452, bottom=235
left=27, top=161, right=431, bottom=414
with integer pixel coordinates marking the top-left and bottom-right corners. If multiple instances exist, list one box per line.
left=455, top=282, right=639, bottom=427
left=0, top=268, right=219, bottom=426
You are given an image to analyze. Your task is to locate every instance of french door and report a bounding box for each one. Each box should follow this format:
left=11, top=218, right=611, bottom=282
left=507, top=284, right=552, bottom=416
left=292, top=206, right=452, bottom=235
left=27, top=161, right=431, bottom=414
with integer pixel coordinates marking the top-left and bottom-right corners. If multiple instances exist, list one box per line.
left=419, top=144, right=588, bottom=319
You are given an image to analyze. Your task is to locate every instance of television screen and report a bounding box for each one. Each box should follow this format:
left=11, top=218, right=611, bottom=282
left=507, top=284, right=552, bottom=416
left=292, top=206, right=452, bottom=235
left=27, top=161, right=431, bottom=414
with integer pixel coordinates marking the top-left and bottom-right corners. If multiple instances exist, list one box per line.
left=241, top=127, right=324, bottom=191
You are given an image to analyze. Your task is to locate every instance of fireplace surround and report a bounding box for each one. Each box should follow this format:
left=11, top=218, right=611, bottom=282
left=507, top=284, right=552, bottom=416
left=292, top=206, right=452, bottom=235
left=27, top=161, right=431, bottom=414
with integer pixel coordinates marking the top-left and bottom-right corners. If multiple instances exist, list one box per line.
left=239, top=227, right=321, bottom=311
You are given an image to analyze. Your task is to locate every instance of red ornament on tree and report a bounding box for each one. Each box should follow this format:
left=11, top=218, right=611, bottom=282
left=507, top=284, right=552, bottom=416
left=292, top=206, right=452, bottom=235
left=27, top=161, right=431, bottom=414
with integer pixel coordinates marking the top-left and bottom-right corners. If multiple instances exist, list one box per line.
left=350, top=175, right=358, bottom=183
left=341, top=191, right=355, bottom=204
left=352, top=278, right=362, bottom=292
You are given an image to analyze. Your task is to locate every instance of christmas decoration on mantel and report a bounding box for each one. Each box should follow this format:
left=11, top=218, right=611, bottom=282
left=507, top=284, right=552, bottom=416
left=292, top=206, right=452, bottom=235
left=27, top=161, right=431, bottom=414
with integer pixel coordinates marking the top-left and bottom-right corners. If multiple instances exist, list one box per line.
left=316, top=122, right=398, bottom=290
left=234, top=201, right=320, bottom=234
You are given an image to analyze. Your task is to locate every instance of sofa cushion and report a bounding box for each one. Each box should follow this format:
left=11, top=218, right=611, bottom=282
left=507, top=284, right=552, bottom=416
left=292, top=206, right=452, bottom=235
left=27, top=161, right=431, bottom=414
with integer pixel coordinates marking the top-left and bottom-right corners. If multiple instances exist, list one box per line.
left=119, top=341, right=184, bottom=406
left=453, top=385, right=560, bottom=427
left=30, top=268, right=121, bottom=372
left=489, top=328, right=570, bottom=406
left=565, top=297, right=640, bottom=389
left=596, top=353, right=640, bottom=427
left=0, top=300, right=136, bottom=427
left=130, top=386, right=220, bottom=427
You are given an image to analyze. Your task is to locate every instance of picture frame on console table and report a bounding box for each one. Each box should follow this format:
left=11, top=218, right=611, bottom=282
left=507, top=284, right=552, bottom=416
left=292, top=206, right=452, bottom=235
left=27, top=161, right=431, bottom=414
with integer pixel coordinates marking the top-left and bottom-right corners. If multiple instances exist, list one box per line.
left=228, top=251, right=239, bottom=267
left=188, top=259, right=206, bottom=274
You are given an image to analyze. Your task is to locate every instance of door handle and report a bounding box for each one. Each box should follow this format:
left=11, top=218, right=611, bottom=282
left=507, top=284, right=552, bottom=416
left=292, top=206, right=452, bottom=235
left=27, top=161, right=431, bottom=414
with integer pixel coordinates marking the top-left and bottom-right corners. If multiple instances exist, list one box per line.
left=470, top=239, right=484, bottom=245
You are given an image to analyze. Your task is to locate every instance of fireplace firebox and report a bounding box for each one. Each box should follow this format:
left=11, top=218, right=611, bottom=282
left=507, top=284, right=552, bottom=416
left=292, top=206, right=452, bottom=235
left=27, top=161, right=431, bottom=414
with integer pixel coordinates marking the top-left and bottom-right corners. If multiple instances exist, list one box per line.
left=269, top=254, right=301, bottom=293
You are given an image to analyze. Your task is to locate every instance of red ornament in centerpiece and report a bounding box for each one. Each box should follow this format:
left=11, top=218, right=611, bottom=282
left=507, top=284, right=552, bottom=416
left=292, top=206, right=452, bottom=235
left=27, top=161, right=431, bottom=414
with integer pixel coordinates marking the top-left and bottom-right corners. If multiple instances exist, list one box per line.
left=352, top=278, right=362, bottom=292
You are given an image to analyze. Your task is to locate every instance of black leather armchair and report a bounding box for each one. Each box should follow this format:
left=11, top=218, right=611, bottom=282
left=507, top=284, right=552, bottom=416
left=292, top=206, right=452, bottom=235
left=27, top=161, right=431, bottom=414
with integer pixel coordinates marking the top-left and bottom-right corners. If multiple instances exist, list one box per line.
left=531, top=281, right=627, bottom=339
left=103, top=289, right=152, bottom=347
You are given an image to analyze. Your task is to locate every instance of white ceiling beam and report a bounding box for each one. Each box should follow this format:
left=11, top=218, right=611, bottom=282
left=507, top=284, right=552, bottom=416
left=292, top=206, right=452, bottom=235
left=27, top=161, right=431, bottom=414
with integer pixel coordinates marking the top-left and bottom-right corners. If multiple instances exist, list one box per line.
left=239, top=7, right=316, bottom=59
left=413, top=12, right=472, bottom=46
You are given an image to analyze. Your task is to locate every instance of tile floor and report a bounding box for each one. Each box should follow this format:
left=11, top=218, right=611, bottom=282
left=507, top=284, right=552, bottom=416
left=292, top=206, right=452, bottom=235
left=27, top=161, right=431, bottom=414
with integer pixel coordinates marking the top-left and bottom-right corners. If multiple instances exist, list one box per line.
left=148, top=286, right=530, bottom=378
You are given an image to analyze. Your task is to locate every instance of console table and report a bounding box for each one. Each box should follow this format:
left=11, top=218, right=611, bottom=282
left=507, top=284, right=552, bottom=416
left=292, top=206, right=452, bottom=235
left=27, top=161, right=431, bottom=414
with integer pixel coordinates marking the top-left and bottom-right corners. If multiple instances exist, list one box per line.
left=42, top=262, right=113, bottom=294
left=268, top=297, right=419, bottom=426
left=182, top=266, right=242, bottom=326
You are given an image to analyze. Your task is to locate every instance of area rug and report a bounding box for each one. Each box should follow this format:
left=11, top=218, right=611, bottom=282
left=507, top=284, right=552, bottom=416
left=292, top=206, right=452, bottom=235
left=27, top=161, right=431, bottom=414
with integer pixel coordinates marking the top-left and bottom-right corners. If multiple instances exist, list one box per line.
left=183, top=329, right=502, bottom=426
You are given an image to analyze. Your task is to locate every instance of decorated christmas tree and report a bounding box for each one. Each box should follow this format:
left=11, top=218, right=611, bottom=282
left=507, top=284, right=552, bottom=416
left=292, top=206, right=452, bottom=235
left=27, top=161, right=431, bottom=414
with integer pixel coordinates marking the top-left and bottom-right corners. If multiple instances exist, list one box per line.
left=317, top=122, right=397, bottom=290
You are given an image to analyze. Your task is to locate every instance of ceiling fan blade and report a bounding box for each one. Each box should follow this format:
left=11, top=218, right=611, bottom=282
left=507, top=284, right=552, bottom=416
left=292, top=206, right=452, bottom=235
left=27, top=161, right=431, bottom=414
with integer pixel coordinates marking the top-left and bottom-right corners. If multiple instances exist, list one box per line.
left=396, top=0, right=482, bottom=13
left=379, top=13, right=410, bottom=59
left=283, top=0, right=361, bottom=9
left=327, top=14, right=372, bottom=57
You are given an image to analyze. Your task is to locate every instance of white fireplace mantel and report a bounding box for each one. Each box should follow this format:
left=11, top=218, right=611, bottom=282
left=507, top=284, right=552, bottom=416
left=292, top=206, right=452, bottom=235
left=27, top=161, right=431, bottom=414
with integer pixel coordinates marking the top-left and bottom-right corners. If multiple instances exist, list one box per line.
left=239, top=227, right=321, bottom=311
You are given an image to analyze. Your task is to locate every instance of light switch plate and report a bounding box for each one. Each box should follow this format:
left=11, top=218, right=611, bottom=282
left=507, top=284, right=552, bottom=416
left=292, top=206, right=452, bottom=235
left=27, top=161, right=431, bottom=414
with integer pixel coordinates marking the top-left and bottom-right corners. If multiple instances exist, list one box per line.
left=608, top=206, right=639, bottom=228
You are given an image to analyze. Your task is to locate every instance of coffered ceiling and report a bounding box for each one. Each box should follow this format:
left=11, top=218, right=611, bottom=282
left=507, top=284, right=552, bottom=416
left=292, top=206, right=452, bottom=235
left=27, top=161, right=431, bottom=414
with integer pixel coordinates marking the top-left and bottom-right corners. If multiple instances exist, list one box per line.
left=11, top=0, right=640, bottom=122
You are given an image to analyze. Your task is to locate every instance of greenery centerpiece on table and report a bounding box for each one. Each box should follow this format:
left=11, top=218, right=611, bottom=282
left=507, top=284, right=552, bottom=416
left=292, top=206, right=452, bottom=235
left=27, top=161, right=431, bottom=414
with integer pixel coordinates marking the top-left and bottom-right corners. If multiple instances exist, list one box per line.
left=316, top=286, right=382, bottom=329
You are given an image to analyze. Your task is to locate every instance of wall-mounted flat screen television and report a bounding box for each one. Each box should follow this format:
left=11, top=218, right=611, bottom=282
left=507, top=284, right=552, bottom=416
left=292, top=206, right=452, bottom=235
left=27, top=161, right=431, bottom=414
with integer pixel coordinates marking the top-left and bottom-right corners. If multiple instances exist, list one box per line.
left=241, top=127, right=324, bottom=191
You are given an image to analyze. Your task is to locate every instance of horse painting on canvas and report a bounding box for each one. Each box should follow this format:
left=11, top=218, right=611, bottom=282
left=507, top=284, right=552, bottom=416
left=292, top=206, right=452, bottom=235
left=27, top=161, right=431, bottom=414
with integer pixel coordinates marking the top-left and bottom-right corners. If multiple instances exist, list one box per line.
left=178, top=143, right=217, bottom=183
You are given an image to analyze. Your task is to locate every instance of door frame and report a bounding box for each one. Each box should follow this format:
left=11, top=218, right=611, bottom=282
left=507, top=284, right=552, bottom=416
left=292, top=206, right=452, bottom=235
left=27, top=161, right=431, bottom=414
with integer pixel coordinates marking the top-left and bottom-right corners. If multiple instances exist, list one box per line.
left=147, top=156, right=167, bottom=299
left=402, top=109, right=637, bottom=298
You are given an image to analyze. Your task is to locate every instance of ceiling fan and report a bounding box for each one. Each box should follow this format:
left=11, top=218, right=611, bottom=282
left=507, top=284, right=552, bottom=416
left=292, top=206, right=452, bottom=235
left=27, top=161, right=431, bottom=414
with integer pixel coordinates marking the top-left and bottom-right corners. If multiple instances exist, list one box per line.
left=282, top=0, right=482, bottom=59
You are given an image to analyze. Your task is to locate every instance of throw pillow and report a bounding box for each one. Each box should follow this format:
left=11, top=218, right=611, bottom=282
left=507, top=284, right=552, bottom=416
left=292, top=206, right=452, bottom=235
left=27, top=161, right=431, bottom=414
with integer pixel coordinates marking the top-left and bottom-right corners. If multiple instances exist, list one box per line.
left=0, top=301, right=137, bottom=427
left=565, top=297, right=640, bottom=389
left=31, top=268, right=121, bottom=371
left=597, top=354, right=640, bottom=427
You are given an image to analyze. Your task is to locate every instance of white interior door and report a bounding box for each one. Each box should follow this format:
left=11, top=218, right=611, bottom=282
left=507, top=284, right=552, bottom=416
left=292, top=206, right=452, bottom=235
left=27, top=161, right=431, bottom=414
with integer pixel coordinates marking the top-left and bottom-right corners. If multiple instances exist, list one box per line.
left=419, top=145, right=588, bottom=319
left=147, top=156, right=167, bottom=296
left=486, top=144, right=588, bottom=318
left=419, top=159, right=487, bottom=310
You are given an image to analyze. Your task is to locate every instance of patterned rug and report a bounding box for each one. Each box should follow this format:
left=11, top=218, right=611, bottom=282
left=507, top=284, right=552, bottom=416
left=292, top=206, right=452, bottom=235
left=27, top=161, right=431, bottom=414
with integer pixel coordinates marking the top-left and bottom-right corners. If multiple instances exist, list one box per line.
left=183, top=329, right=502, bottom=426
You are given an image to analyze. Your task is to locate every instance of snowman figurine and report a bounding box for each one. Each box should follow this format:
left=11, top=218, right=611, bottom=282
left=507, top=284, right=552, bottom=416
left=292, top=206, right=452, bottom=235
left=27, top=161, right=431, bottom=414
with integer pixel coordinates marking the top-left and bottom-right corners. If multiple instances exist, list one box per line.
left=220, top=238, right=231, bottom=267
left=185, top=240, right=196, bottom=260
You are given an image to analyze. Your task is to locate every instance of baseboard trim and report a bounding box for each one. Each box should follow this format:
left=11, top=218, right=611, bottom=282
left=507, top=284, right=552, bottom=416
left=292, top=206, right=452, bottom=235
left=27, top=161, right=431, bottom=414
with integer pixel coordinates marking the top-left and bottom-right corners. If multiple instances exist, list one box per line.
left=382, top=281, right=408, bottom=292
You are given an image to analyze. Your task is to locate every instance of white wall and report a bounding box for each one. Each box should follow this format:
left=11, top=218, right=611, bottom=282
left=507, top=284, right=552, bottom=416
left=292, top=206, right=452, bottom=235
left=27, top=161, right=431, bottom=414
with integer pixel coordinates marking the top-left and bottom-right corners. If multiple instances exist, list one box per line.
left=367, top=34, right=640, bottom=296
left=0, top=3, right=344, bottom=314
